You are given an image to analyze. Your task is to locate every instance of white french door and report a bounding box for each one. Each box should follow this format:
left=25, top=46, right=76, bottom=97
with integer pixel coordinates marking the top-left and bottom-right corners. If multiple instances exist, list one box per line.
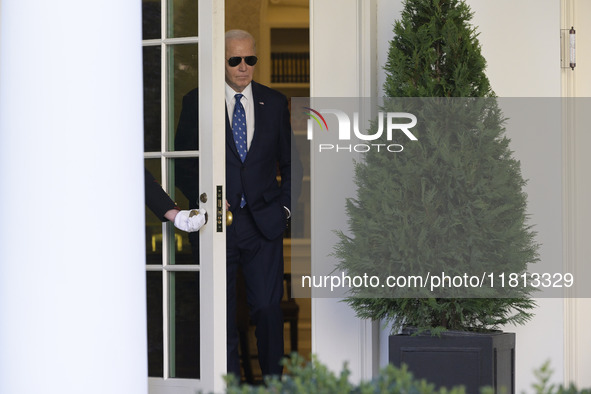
left=142, top=0, right=226, bottom=392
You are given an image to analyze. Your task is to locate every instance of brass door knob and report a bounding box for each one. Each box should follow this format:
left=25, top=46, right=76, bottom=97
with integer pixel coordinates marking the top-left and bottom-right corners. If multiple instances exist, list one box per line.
left=226, top=211, right=233, bottom=226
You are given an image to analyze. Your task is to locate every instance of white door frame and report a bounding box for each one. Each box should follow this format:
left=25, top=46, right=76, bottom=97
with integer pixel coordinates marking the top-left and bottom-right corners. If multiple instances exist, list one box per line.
left=562, top=0, right=591, bottom=388
left=196, top=0, right=227, bottom=390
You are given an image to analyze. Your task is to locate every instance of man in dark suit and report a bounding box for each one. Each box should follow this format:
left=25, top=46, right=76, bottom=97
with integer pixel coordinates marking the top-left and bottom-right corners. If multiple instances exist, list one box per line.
left=175, top=29, right=302, bottom=378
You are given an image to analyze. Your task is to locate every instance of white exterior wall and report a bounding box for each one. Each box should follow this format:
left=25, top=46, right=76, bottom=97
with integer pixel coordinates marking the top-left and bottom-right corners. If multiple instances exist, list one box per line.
left=470, top=2, right=564, bottom=392
left=311, top=1, right=573, bottom=391
left=376, top=0, right=591, bottom=392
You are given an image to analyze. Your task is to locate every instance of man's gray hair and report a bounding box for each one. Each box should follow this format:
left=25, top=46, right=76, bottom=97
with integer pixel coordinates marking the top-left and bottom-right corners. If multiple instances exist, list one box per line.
left=225, top=29, right=256, bottom=52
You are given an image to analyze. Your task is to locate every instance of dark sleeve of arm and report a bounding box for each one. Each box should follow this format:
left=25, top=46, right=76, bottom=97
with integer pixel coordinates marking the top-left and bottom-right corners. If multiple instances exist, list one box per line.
left=145, top=168, right=178, bottom=222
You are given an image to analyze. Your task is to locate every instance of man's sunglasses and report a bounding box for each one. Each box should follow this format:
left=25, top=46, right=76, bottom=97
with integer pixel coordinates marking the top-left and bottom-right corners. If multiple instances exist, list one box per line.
left=227, top=56, right=258, bottom=67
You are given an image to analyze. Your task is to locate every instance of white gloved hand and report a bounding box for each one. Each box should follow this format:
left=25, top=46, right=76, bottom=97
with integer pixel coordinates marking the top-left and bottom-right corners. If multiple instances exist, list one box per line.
left=173, top=208, right=207, bottom=232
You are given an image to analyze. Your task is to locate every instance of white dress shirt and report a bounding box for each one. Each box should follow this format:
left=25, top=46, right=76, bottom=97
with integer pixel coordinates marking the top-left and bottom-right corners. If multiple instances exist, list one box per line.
left=225, top=82, right=255, bottom=150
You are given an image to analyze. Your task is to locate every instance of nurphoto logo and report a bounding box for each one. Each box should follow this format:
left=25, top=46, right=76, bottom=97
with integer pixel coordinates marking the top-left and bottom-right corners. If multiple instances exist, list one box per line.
left=304, top=107, right=418, bottom=153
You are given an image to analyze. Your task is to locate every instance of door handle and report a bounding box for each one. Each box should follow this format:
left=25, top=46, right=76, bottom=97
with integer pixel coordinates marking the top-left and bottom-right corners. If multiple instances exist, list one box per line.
left=199, top=189, right=231, bottom=230
left=214, top=186, right=233, bottom=231
left=190, top=193, right=209, bottom=225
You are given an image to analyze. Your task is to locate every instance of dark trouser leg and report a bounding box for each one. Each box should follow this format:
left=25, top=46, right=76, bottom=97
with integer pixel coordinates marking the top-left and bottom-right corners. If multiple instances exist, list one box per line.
left=240, top=227, right=284, bottom=376
left=252, top=303, right=284, bottom=376
left=226, top=231, right=241, bottom=378
left=229, top=207, right=285, bottom=377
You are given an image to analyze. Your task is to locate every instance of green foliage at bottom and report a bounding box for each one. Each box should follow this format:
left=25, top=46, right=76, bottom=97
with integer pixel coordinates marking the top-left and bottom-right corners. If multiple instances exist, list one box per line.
left=223, top=355, right=591, bottom=394
left=531, top=361, right=591, bottom=394
left=225, top=353, right=475, bottom=394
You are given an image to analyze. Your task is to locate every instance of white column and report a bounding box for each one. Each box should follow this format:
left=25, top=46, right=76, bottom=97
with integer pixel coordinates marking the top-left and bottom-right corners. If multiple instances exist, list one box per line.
left=310, top=0, right=379, bottom=383
left=0, top=1, right=147, bottom=394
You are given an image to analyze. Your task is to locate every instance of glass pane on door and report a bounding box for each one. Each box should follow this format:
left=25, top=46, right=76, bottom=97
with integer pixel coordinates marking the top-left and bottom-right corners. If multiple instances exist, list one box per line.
left=170, top=43, right=199, bottom=152
left=168, top=0, right=199, bottom=38
left=142, top=0, right=161, bottom=40
left=147, top=271, right=163, bottom=377
left=143, top=46, right=161, bottom=152
left=169, top=271, right=200, bottom=378
left=145, top=159, right=163, bottom=261
left=169, top=158, right=200, bottom=266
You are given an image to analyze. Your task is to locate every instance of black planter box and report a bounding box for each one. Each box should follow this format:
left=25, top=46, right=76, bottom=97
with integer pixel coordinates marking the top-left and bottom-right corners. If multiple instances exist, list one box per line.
left=389, top=331, right=515, bottom=393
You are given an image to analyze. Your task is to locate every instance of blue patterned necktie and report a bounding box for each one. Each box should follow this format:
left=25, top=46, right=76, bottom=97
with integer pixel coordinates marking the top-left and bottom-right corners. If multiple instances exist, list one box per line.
left=232, top=93, right=247, bottom=207
left=232, top=94, right=247, bottom=162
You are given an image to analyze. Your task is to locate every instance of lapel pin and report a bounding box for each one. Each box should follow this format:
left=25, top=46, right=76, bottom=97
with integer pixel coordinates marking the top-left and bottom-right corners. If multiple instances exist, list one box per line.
left=259, top=101, right=264, bottom=105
